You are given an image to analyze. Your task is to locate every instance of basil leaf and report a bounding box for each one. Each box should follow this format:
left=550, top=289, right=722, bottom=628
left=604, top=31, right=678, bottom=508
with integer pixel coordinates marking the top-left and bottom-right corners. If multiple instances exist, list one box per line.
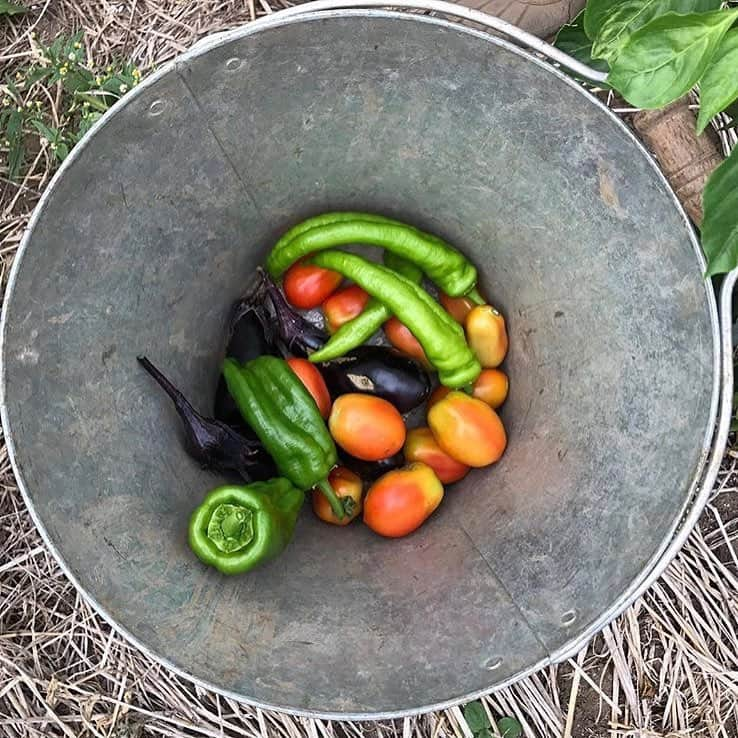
left=607, top=9, right=738, bottom=109
left=592, top=0, right=722, bottom=62
left=553, top=10, right=610, bottom=79
left=497, top=717, right=522, bottom=738
left=0, top=0, right=28, bottom=14
left=702, top=144, right=738, bottom=276
left=697, top=30, right=738, bottom=133
left=463, top=702, right=490, bottom=735
left=584, top=0, right=625, bottom=41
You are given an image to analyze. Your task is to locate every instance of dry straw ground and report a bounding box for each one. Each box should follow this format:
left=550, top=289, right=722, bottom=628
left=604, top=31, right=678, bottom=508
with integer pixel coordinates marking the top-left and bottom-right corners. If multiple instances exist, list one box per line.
left=2, top=2, right=738, bottom=737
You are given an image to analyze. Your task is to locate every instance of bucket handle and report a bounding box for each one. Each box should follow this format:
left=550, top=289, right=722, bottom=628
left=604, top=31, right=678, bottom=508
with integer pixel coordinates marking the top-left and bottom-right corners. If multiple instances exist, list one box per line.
left=191, top=0, right=608, bottom=84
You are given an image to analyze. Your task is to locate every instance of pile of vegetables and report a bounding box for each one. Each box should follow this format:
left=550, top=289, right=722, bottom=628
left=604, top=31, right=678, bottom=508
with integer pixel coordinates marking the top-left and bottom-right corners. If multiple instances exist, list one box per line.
left=139, top=212, right=509, bottom=574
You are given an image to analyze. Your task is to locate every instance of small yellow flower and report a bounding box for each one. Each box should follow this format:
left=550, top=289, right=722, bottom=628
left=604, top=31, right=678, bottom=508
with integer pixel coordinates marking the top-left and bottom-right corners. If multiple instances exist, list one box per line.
left=132, top=68, right=141, bottom=79
left=95, top=76, right=103, bottom=85
left=74, top=42, right=82, bottom=49
left=15, top=71, right=23, bottom=80
left=59, top=65, right=68, bottom=76
left=119, top=83, right=128, bottom=93
left=50, top=142, right=57, bottom=150
left=30, top=31, right=36, bottom=38
left=35, top=101, right=42, bottom=109
left=3, top=139, right=10, bottom=147
left=106, top=65, right=113, bottom=73
left=16, top=106, right=23, bottom=113
left=2, top=97, right=10, bottom=107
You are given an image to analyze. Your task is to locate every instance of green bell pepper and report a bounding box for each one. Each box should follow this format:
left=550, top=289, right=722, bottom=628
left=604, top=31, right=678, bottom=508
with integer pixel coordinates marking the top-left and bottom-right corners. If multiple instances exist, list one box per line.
left=188, top=479, right=303, bottom=574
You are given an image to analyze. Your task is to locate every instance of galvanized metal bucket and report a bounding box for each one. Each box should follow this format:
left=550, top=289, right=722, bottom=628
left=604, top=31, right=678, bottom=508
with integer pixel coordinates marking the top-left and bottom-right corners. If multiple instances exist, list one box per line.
left=2, top=0, right=735, bottom=720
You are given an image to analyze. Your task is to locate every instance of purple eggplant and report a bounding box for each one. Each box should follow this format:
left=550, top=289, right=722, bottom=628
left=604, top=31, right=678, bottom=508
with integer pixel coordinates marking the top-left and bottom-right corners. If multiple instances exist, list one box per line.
left=138, top=356, right=275, bottom=481
left=338, top=449, right=405, bottom=481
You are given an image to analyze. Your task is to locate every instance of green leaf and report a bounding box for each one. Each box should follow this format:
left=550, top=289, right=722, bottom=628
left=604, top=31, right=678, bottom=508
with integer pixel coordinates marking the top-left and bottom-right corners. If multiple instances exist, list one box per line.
left=5, top=108, right=25, bottom=180
left=31, top=119, right=57, bottom=141
left=584, top=0, right=623, bottom=41
left=697, top=30, right=738, bottom=132
left=55, top=141, right=69, bottom=161
left=463, top=702, right=491, bottom=735
left=554, top=10, right=611, bottom=78
left=0, top=0, right=28, bottom=15
left=592, top=0, right=722, bottom=62
left=26, top=66, right=52, bottom=85
left=497, top=717, right=522, bottom=738
left=702, top=144, right=738, bottom=276
left=607, top=8, right=738, bottom=108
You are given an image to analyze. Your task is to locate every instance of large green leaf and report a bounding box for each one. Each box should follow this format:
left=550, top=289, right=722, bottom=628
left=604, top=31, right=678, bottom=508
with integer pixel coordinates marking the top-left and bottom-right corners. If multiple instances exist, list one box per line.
left=0, top=0, right=28, bottom=15
left=703, top=145, right=738, bottom=276
left=592, top=0, right=722, bottom=61
left=553, top=10, right=610, bottom=78
left=607, top=8, right=738, bottom=109
left=584, top=0, right=625, bottom=41
left=697, top=30, right=738, bottom=133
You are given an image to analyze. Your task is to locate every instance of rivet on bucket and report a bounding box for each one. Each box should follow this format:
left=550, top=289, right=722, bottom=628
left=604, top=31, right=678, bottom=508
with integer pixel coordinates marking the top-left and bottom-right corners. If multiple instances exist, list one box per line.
left=225, top=57, right=242, bottom=71
left=561, top=609, right=578, bottom=627
left=484, top=657, right=503, bottom=671
left=148, top=100, right=166, bottom=117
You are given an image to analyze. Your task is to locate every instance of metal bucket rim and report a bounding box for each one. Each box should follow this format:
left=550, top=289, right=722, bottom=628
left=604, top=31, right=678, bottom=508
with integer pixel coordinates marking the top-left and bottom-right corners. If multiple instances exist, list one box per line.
left=0, top=7, right=721, bottom=720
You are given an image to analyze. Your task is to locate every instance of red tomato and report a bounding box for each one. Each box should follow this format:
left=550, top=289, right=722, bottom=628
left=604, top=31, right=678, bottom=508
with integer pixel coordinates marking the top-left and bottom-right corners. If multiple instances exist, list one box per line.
left=283, top=259, right=342, bottom=310
left=313, top=466, right=363, bottom=526
left=404, top=427, right=469, bottom=483
left=286, top=358, right=332, bottom=419
left=440, top=292, right=477, bottom=324
left=363, top=462, right=444, bottom=538
left=323, top=285, right=370, bottom=333
left=329, top=393, right=406, bottom=461
left=384, top=317, right=430, bottom=366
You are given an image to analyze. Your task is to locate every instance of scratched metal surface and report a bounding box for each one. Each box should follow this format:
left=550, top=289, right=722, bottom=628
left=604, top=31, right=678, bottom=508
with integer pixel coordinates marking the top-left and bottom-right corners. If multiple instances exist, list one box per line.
left=1, top=11, right=717, bottom=718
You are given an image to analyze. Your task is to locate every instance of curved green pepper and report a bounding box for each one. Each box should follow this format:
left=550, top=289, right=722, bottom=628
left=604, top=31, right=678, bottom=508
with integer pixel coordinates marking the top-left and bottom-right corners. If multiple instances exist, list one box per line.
left=309, top=252, right=423, bottom=363
left=310, top=250, right=481, bottom=388
left=188, top=480, right=303, bottom=574
left=222, top=356, right=346, bottom=518
left=266, top=212, right=479, bottom=298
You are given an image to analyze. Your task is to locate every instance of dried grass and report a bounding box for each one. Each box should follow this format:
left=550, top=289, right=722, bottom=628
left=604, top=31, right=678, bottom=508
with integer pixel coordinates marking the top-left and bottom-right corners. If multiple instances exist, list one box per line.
left=1, top=2, right=738, bottom=737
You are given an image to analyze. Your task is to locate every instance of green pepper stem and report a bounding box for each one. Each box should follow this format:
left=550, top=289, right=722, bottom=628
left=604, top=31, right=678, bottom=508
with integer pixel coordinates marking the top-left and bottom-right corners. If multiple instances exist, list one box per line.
left=462, top=383, right=474, bottom=395
left=466, top=286, right=485, bottom=306
left=316, top=478, right=346, bottom=520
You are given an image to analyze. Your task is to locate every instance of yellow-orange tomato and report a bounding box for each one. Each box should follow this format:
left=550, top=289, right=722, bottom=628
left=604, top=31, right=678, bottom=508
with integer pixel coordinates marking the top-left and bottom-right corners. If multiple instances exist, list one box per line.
left=384, top=317, right=430, bottom=366
left=471, top=369, right=509, bottom=409
left=465, top=305, right=508, bottom=368
left=363, top=462, right=444, bottom=538
left=427, top=369, right=508, bottom=411
left=428, top=391, right=507, bottom=467
left=404, top=427, right=469, bottom=484
left=323, top=285, right=370, bottom=333
left=313, top=466, right=363, bottom=526
left=440, top=292, right=477, bottom=324
left=329, top=393, right=406, bottom=461
left=286, top=357, right=332, bottom=419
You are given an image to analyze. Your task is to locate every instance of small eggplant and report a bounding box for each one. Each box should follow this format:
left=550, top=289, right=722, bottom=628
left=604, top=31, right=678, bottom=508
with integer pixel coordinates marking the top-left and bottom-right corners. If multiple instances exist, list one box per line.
left=213, top=298, right=277, bottom=427
left=138, top=356, right=275, bottom=481
left=260, top=270, right=328, bottom=357
left=318, top=346, right=431, bottom=413
left=338, top=449, right=405, bottom=482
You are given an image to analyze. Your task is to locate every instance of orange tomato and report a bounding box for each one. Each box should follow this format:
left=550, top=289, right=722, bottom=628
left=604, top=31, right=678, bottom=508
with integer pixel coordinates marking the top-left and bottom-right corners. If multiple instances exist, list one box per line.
left=473, top=369, right=509, bottom=409
left=329, top=394, right=406, bottom=461
left=404, top=427, right=469, bottom=484
left=384, top=317, right=429, bottom=365
left=313, top=466, right=363, bottom=526
left=465, top=305, right=508, bottom=368
left=440, top=292, right=477, bottom=324
left=428, top=391, right=507, bottom=467
left=283, top=259, right=342, bottom=310
left=363, top=462, right=444, bottom=538
left=323, top=284, right=370, bottom=332
left=286, top=358, right=332, bottom=419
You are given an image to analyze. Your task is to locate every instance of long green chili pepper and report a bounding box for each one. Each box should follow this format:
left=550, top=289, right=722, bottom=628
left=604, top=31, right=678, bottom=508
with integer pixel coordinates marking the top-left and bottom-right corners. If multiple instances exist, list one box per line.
left=188, top=480, right=303, bottom=574
left=309, top=252, right=423, bottom=363
left=266, top=212, right=478, bottom=297
left=310, top=250, right=482, bottom=388
left=222, top=356, right=347, bottom=518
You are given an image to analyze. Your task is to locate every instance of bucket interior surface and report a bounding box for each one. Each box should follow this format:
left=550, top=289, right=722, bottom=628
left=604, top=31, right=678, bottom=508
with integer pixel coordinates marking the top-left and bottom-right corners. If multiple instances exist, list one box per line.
left=1, top=12, right=716, bottom=716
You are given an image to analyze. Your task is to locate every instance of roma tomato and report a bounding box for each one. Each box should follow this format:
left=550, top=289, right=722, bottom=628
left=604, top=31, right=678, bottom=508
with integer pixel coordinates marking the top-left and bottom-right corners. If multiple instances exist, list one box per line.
left=427, top=369, right=508, bottom=411
left=283, top=259, right=342, bottom=310
left=329, top=393, right=406, bottom=461
left=384, top=317, right=429, bottom=366
left=428, top=391, right=507, bottom=467
left=323, top=284, right=369, bottom=333
left=313, top=466, right=363, bottom=526
left=363, top=462, right=443, bottom=538
left=465, top=305, right=508, bottom=368
left=286, top=358, right=331, bottom=419
left=404, top=427, right=469, bottom=484
left=440, top=292, right=477, bottom=324
left=473, top=369, right=508, bottom=409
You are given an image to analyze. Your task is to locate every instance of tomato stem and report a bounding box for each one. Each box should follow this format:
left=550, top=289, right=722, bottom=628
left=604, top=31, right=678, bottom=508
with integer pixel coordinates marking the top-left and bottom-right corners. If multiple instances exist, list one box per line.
left=316, top=478, right=346, bottom=519
left=462, top=383, right=474, bottom=395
